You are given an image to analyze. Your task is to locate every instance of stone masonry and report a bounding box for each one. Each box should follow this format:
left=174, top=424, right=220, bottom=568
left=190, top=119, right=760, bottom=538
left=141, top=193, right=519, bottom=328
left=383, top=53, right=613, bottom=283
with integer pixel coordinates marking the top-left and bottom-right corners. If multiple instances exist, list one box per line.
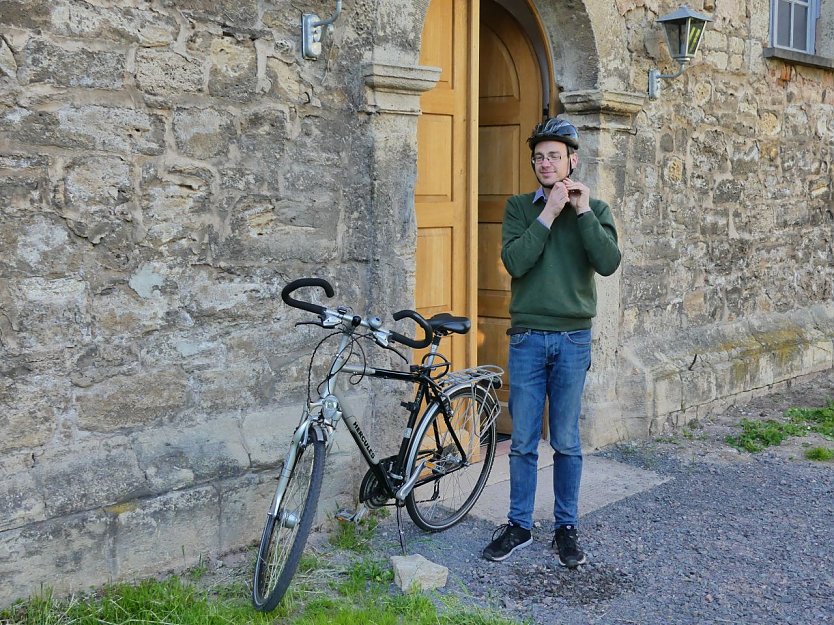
left=0, top=0, right=833, bottom=606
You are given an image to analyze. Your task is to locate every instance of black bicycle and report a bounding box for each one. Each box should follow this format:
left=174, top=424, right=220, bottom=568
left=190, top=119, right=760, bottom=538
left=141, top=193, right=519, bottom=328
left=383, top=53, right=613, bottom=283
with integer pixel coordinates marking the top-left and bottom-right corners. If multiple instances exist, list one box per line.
left=251, top=277, right=503, bottom=612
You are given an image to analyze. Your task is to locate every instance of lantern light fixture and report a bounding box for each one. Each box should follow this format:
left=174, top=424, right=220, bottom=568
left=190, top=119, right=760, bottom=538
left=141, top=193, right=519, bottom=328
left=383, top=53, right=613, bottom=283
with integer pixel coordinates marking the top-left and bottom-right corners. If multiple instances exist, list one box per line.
left=648, top=5, right=712, bottom=100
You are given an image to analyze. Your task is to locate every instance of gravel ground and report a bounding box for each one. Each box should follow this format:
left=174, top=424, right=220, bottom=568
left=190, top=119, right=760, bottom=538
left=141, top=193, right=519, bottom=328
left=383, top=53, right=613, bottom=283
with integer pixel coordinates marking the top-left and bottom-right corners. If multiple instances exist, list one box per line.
left=365, top=369, right=834, bottom=625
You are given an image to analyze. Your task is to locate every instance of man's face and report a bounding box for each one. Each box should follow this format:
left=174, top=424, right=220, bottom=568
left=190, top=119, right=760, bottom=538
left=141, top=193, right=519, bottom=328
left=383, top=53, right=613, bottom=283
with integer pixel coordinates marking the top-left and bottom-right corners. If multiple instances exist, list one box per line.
left=531, top=140, right=575, bottom=188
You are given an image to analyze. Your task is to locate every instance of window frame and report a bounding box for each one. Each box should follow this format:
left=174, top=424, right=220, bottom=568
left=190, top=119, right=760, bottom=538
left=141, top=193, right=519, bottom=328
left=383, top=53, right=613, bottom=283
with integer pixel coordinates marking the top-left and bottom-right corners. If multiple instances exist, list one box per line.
left=769, top=0, right=820, bottom=54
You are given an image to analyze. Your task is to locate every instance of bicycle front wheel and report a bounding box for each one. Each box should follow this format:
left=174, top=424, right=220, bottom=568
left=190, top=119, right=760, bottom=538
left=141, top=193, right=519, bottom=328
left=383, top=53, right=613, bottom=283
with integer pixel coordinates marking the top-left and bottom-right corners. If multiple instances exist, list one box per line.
left=405, top=384, right=498, bottom=531
left=252, top=436, right=325, bottom=612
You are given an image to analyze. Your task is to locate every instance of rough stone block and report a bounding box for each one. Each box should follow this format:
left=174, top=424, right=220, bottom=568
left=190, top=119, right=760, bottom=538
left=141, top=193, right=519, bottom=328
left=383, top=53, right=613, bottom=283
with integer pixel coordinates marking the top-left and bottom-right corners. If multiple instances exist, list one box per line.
left=91, top=286, right=169, bottom=337
left=241, top=402, right=302, bottom=467
left=1, top=105, right=165, bottom=154
left=0, top=374, right=64, bottom=453
left=11, top=276, right=89, bottom=352
left=10, top=215, right=71, bottom=272
left=141, top=173, right=212, bottom=246
left=61, top=155, right=132, bottom=243
left=391, top=553, right=448, bottom=592
left=75, top=368, right=188, bottom=431
left=0, top=459, right=45, bottom=531
left=111, top=485, right=220, bottom=579
left=18, top=38, right=125, bottom=89
left=50, top=1, right=178, bottom=45
left=0, top=0, right=52, bottom=30
left=33, top=436, right=148, bottom=517
left=131, top=418, right=250, bottom=492
left=0, top=508, right=112, bottom=606
left=236, top=108, right=288, bottom=155
left=218, top=473, right=273, bottom=550
left=172, top=0, right=259, bottom=27
left=173, top=107, right=234, bottom=159
left=135, top=48, right=204, bottom=97
left=208, top=36, right=257, bottom=100
left=653, top=373, right=682, bottom=416
left=0, top=169, right=46, bottom=214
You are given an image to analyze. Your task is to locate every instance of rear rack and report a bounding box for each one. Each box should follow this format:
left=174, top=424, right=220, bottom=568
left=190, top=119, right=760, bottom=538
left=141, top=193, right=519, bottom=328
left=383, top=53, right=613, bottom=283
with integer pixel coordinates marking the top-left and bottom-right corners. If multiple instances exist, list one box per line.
left=438, top=365, right=504, bottom=431
left=438, top=365, right=504, bottom=391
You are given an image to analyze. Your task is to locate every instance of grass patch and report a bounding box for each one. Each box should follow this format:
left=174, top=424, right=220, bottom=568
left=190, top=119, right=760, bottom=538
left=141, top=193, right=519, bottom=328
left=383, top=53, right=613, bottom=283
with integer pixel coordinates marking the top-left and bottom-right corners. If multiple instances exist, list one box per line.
left=804, top=446, right=834, bottom=462
left=329, top=514, right=380, bottom=553
left=0, top=577, right=274, bottom=625
left=1, top=551, right=525, bottom=625
left=726, top=400, right=834, bottom=453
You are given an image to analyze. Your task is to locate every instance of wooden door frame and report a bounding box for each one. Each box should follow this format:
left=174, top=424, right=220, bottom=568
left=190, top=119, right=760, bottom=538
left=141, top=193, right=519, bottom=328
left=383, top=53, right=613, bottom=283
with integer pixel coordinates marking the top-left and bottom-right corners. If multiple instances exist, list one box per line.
left=465, top=0, right=480, bottom=369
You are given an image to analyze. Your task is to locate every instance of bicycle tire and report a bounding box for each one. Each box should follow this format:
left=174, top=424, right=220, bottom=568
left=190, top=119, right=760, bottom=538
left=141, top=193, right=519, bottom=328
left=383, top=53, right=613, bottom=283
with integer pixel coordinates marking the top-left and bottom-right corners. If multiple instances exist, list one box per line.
left=405, top=384, right=498, bottom=531
left=252, top=436, right=325, bottom=612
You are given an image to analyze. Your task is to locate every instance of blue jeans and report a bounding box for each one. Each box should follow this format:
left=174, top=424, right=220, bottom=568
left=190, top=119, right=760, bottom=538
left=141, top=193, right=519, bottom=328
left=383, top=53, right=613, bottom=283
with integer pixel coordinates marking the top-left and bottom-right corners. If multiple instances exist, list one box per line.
left=507, top=329, right=591, bottom=530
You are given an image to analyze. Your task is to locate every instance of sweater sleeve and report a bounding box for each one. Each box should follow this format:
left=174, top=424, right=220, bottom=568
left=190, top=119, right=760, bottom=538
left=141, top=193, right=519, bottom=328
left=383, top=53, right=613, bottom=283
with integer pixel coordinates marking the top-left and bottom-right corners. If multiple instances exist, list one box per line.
left=577, top=200, right=622, bottom=276
left=501, top=195, right=551, bottom=278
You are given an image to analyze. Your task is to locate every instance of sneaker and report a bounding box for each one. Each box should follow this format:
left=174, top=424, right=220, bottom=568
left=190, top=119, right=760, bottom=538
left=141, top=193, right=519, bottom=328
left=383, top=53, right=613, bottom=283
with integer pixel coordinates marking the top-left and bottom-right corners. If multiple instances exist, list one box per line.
left=482, top=522, right=532, bottom=561
left=553, top=525, right=587, bottom=568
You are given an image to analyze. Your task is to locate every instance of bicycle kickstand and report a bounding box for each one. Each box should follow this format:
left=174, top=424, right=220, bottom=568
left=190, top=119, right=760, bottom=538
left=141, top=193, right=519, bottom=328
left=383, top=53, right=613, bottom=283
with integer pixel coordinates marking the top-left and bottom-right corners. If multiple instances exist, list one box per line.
left=395, top=502, right=408, bottom=555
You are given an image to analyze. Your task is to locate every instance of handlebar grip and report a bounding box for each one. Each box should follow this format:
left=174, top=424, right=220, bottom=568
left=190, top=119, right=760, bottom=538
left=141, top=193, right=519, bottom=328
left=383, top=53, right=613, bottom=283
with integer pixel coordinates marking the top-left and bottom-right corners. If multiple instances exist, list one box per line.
left=281, top=278, right=335, bottom=315
left=390, top=309, right=433, bottom=349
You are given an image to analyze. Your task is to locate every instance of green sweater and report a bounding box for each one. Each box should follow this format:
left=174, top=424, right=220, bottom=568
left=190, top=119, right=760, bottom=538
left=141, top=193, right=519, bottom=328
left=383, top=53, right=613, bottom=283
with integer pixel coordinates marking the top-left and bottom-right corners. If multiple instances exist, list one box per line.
left=501, top=192, right=621, bottom=331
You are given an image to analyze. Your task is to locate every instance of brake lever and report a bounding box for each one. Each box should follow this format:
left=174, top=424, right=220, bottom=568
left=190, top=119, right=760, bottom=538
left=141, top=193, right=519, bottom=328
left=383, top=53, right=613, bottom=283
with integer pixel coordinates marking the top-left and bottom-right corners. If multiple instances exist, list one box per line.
left=295, top=321, right=324, bottom=328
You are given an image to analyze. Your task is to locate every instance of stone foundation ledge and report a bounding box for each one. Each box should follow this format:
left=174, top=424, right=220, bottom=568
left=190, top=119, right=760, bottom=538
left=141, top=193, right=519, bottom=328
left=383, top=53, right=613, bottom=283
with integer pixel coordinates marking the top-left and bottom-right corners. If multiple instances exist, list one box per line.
left=616, top=303, right=834, bottom=438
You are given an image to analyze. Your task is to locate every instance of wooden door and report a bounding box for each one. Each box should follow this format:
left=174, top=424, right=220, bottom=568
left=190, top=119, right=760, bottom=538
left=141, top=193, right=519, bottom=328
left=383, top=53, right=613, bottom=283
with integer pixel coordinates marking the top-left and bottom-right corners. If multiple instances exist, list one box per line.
left=477, top=0, right=543, bottom=434
left=415, top=0, right=478, bottom=370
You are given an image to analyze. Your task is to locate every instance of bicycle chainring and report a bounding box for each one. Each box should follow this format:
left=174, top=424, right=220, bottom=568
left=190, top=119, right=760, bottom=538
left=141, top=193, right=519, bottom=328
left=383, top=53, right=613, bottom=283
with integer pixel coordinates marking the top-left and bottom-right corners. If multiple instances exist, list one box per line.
left=359, top=466, right=391, bottom=509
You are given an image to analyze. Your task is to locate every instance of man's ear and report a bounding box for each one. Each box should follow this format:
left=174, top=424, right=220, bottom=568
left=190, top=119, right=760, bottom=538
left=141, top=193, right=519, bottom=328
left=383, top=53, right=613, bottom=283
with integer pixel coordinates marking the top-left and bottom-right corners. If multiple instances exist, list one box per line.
left=570, top=152, right=579, bottom=171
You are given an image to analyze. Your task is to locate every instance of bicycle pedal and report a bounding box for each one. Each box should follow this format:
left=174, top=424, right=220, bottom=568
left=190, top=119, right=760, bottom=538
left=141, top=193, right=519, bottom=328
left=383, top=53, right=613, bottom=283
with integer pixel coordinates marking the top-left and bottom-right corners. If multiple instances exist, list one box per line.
left=335, top=505, right=369, bottom=523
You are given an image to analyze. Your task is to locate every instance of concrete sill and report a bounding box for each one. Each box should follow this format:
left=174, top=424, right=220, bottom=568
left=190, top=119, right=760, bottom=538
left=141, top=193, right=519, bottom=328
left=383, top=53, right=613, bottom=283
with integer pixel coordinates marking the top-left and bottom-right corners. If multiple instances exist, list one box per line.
left=763, top=47, right=834, bottom=70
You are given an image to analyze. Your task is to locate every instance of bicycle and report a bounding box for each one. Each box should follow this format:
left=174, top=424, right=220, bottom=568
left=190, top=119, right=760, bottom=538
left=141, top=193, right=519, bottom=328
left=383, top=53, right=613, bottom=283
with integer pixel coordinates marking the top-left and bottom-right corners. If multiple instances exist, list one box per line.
left=251, top=277, right=503, bottom=612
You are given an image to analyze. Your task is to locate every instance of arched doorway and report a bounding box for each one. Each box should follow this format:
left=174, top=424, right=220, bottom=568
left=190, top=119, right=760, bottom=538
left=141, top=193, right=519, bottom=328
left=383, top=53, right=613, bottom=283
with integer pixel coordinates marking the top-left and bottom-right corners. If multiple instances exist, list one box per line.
left=415, top=0, right=552, bottom=433
left=476, top=0, right=550, bottom=433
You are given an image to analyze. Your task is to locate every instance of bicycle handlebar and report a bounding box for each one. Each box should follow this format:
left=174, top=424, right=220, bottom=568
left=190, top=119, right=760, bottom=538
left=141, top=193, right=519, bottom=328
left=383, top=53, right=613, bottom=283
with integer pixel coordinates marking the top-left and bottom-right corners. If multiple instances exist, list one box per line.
left=391, top=309, right=432, bottom=349
left=281, top=278, right=433, bottom=349
left=281, top=277, right=335, bottom=315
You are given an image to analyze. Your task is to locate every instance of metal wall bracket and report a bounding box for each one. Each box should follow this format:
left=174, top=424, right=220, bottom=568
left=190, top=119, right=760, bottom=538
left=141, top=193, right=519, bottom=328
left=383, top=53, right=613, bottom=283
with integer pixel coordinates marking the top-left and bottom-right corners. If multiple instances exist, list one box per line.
left=302, top=1, right=343, bottom=60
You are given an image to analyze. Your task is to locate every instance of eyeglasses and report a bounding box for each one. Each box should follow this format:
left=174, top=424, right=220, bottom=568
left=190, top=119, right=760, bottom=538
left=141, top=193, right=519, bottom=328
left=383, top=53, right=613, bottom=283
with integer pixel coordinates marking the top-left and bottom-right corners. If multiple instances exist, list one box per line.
left=531, top=152, right=565, bottom=165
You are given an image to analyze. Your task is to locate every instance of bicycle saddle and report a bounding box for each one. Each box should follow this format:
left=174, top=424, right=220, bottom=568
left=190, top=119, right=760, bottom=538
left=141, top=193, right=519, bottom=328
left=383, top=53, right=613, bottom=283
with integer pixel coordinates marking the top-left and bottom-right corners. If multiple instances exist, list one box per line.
left=428, top=313, right=471, bottom=335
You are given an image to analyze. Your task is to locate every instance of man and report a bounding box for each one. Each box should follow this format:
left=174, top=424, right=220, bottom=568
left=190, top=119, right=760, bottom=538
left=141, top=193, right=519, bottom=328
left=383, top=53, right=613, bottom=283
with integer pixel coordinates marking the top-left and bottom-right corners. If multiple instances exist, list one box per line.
left=482, top=117, right=621, bottom=568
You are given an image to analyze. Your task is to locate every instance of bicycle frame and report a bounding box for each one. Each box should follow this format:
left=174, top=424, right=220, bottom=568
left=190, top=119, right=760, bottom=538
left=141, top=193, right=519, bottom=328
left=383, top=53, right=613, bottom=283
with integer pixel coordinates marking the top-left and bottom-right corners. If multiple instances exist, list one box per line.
left=270, top=327, right=450, bottom=519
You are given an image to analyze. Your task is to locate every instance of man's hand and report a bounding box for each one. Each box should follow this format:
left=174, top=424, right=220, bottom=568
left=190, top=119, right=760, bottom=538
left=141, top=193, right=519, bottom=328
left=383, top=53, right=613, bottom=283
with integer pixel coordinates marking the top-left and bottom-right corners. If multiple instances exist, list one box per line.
left=564, top=178, right=591, bottom=214
left=539, top=182, right=569, bottom=226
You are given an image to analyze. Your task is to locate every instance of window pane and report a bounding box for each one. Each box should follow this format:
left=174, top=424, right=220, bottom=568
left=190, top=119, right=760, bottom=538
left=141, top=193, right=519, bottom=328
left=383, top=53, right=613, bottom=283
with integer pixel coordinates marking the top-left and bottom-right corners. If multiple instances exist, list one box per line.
left=793, top=4, right=808, bottom=51
left=776, top=0, right=791, bottom=47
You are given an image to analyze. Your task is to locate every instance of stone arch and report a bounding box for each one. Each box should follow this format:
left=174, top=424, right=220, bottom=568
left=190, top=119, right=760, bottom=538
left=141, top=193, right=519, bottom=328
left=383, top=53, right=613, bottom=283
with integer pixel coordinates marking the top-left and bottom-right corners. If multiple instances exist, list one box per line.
left=530, top=0, right=634, bottom=95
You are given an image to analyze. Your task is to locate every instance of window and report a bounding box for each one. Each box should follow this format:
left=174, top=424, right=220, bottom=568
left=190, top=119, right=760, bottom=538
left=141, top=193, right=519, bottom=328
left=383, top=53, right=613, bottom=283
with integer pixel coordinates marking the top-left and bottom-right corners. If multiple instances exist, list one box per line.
left=770, top=0, right=819, bottom=53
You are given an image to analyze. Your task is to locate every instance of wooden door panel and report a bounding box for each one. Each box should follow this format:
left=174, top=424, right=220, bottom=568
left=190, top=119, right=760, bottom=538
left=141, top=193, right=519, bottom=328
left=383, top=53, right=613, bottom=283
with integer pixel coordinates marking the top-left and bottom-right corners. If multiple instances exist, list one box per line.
left=477, top=126, right=520, bottom=196
left=416, top=114, right=454, bottom=201
left=416, top=0, right=475, bottom=373
left=477, top=0, right=542, bottom=434
left=415, top=227, right=453, bottom=314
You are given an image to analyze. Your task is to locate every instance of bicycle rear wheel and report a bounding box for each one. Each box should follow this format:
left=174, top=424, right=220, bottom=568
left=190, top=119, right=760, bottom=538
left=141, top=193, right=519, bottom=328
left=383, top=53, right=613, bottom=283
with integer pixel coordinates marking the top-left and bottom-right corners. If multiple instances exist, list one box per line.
left=252, top=436, right=325, bottom=612
left=405, top=384, right=498, bottom=531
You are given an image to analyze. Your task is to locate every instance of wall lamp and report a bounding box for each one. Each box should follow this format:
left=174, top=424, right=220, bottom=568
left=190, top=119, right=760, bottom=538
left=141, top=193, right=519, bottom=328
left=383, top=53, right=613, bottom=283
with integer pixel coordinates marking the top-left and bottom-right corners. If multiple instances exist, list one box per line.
left=648, top=5, right=712, bottom=100
left=302, top=1, right=343, bottom=60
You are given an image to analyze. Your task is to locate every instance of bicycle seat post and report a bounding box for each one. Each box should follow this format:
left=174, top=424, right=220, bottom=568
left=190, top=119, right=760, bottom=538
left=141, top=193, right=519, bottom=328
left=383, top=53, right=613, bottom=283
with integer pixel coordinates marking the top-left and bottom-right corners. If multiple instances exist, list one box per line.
left=421, top=334, right=443, bottom=369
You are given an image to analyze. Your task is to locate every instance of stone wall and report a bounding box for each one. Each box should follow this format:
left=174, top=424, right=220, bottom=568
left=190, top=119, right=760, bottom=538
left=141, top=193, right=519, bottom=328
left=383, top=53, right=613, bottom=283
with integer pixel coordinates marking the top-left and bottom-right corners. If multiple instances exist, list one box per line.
left=610, top=0, right=834, bottom=438
left=0, top=0, right=415, bottom=604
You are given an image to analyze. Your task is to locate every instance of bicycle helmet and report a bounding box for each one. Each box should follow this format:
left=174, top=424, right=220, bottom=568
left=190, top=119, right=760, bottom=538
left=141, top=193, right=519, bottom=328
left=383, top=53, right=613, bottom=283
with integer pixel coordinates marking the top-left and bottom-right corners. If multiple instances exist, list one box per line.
left=527, top=117, right=579, bottom=151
